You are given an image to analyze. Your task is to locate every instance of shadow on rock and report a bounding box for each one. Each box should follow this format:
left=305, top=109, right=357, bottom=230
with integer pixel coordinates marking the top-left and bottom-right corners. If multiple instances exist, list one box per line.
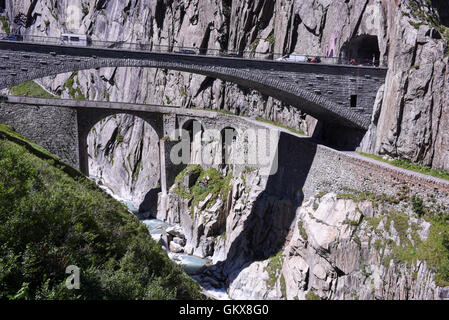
left=138, top=187, right=161, bottom=218
left=203, top=132, right=318, bottom=293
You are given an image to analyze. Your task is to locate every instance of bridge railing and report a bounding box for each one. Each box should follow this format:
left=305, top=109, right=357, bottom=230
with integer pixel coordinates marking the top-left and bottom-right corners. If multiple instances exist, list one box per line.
left=0, top=33, right=383, bottom=67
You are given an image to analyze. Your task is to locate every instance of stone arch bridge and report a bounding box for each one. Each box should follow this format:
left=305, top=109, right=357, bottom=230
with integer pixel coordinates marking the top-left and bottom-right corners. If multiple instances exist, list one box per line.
left=0, top=95, right=270, bottom=194
left=0, top=40, right=387, bottom=131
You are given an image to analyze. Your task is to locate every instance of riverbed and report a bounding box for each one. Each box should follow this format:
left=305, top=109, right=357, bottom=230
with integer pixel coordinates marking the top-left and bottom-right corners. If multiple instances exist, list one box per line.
left=90, top=176, right=229, bottom=300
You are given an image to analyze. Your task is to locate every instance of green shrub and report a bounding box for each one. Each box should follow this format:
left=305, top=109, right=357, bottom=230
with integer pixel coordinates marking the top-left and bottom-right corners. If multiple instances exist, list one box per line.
left=10, top=81, right=56, bottom=99
left=0, top=16, right=10, bottom=33
left=0, top=129, right=203, bottom=300
left=174, top=165, right=233, bottom=215
left=306, top=290, right=320, bottom=300
left=412, top=196, right=425, bottom=216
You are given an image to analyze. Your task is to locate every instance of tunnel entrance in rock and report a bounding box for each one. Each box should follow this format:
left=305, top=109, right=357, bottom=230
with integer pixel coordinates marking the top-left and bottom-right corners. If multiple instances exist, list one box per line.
left=341, top=35, right=380, bottom=65
left=87, top=113, right=161, bottom=217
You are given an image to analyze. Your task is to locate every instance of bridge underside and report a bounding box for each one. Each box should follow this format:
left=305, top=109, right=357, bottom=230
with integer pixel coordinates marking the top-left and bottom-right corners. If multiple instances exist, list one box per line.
left=0, top=41, right=388, bottom=130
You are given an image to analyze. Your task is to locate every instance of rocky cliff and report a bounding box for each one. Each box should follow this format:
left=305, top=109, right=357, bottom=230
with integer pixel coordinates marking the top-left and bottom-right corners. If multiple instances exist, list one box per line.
left=4, top=0, right=449, bottom=300
left=154, top=131, right=449, bottom=300
left=359, top=0, right=449, bottom=172
left=159, top=161, right=449, bottom=300
left=3, top=0, right=448, bottom=174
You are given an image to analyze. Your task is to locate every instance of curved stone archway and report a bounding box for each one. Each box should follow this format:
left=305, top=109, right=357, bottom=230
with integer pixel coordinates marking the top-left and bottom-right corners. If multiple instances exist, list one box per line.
left=76, top=107, right=164, bottom=177
left=0, top=41, right=388, bottom=130
left=220, top=126, right=238, bottom=165
left=86, top=112, right=162, bottom=215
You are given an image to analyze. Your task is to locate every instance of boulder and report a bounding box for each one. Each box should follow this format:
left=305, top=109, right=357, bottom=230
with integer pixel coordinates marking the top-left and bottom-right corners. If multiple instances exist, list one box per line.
left=166, top=225, right=186, bottom=239
left=169, top=242, right=184, bottom=254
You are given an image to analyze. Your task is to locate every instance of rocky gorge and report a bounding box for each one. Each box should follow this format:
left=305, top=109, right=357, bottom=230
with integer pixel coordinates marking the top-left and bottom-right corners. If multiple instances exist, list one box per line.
left=154, top=134, right=449, bottom=300
left=2, top=0, right=449, bottom=300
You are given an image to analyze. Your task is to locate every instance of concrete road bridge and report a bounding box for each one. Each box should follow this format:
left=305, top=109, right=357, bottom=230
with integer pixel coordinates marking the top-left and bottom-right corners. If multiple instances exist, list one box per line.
left=0, top=36, right=387, bottom=132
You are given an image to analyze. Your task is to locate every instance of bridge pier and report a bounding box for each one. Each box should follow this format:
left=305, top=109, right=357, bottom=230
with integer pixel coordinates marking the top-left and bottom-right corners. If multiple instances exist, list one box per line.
left=78, top=128, right=90, bottom=176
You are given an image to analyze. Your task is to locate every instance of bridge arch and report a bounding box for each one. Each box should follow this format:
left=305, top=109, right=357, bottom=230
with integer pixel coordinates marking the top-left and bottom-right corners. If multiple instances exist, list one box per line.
left=77, top=107, right=164, bottom=176
left=0, top=41, right=387, bottom=130
left=220, top=127, right=238, bottom=165
left=84, top=112, right=163, bottom=215
left=20, top=61, right=356, bottom=126
left=179, top=119, right=205, bottom=165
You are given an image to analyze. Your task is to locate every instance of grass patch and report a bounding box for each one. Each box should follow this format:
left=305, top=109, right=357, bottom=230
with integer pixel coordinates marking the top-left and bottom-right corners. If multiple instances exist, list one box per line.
left=280, top=274, right=287, bottom=299
left=0, top=129, right=203, bottom=300
left=173, top=165, right=203, bottom=199
left=306, top=290, right=320, bottom=300
left=10, top=81, right=56, bottom=99
left=365, top=216, right=383, bottom=232
left=173, top=165, right=233, bottom=215
left=344, top=219, right=362, bottom=228
left=179, top=89, right=188, bottom=97
left=338, top=188, right=403, bottom=207
left=255, top=117, right=305, bottom=136
left=82, top=4, right=89, bottom=16
left=264, top=251, right=284, bottom=290
left=63, top=72, right=86, bottom=100
left=315, top=191, right=329, bottom=199
left=408, top=65, right=420, bottom=72
left=250, top=38, right=260, bottom=52
left=416, top=220, right=449, bottom=287
left=266, top=30, right=275, bottom=46
left=297, top=220, right=308, bottom=241
left=339, top=186, right=449, bottom=287
left=116, top=131, right=124, bottom=144
left=337, top=190, right=396, bottom=204
left=358, top=152, right=449, bottom=181
left=371, top=204, right=449, bottom=287
left=0, top=15, right=10, bottom=34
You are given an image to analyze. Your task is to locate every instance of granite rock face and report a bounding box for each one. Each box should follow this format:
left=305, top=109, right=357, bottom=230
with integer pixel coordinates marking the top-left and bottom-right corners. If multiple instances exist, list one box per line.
left=4, top=0, right=449, bottom=300
left=359, top=1, right=449, bottom=172
left=161, top=164, right=449, bottom=300
left=267, top=193, right=443, bottom=300
left=5, top=0, right=448, bottom=171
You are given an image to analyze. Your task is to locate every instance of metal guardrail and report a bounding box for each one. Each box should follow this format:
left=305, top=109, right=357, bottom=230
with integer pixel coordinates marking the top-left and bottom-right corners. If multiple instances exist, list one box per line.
left=0, top=33, right=383, bottom=67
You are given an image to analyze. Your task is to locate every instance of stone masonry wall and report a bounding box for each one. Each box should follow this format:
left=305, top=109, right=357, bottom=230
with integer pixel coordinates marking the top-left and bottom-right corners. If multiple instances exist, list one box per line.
left=0, top=102, right=79, bottom=168
left=278, top=133, right=449, bottom=207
